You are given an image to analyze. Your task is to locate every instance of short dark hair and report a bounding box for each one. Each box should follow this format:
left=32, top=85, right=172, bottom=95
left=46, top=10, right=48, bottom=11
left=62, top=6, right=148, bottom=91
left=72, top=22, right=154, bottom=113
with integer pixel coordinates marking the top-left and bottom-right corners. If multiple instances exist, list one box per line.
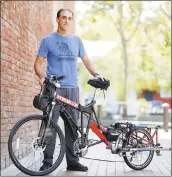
left=57, top=8, right=74, bottom=18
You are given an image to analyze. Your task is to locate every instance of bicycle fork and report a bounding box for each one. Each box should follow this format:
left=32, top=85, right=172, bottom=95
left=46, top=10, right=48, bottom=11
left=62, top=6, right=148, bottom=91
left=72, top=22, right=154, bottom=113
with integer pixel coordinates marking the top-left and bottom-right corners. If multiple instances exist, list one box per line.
left=38, top=101, right=56, bottom=146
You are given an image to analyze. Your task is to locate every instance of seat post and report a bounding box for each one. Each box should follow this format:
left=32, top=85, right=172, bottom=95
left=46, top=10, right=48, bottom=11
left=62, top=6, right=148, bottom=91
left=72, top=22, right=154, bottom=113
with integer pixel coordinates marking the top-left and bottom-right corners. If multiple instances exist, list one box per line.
left=92, top=88, right=97, bottom=101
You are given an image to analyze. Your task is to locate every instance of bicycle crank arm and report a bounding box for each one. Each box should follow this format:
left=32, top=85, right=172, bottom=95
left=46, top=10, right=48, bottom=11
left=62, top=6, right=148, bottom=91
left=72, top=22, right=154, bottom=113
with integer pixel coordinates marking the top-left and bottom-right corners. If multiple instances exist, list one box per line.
left=120, top=147, right=171, bottom=152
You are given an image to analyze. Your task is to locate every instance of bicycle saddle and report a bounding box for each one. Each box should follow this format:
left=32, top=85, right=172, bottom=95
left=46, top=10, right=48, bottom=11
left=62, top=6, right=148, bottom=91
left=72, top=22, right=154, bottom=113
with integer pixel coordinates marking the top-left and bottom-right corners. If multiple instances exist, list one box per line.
left=87, top=78, right=110, bottom=90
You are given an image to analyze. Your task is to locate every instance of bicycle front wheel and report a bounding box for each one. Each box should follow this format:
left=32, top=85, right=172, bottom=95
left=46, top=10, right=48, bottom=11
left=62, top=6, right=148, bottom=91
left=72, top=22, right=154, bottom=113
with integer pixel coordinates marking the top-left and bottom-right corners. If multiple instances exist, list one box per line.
left=8, top=114, right=65, bottom=176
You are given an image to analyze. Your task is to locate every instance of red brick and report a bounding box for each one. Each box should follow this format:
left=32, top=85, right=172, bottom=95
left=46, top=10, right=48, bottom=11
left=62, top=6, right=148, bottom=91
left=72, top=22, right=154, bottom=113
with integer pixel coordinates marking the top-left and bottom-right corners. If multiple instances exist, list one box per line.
left=1, top=1, right=75, bottom=170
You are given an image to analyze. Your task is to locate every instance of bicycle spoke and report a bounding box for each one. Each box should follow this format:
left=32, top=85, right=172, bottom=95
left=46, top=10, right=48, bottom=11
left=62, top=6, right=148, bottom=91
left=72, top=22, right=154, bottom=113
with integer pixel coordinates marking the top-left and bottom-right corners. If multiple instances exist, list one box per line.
left=22, top=152, right=35, bottom=167
left=30, top=152, right=35, bottom=170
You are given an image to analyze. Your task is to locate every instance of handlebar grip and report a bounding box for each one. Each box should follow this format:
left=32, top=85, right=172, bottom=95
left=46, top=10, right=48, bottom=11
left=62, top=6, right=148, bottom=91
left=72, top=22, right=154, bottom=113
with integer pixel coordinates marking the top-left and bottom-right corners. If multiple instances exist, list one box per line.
left=51, top=75, right=65, bottom=81
left=56, top=75, right=65, bottom=81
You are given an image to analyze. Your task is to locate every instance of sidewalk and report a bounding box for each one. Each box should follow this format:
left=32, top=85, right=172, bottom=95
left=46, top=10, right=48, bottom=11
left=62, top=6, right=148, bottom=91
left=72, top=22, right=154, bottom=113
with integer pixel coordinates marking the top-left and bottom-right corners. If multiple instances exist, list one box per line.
left=1, top=129, right=171, bottom=176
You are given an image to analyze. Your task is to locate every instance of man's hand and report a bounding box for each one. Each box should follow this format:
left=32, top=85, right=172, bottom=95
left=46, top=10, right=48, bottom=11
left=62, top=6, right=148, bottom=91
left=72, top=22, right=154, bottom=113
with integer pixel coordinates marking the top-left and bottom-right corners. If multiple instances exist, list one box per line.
left=94, top=74, right=107, bottom=81
left=39, top=78, right=44, bottom=86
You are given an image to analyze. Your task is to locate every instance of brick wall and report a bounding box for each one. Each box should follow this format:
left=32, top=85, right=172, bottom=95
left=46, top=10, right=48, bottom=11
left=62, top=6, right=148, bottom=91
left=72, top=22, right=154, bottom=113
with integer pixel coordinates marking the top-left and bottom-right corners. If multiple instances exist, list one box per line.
left=1, top=1, right=53, bottom=170
left=1, top=0, right=75, bottom=171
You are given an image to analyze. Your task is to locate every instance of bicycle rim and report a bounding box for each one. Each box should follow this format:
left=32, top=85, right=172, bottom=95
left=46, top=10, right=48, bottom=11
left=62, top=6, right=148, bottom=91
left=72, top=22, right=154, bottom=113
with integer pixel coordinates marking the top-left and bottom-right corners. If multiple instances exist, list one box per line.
left=8, top=114, right=65, bottom=176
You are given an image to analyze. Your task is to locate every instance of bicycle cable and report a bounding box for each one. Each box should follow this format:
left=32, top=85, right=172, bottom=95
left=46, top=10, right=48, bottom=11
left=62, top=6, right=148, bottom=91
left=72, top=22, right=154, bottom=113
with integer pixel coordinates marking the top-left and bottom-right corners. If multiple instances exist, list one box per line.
left=81, top=156, right=124, bottom=162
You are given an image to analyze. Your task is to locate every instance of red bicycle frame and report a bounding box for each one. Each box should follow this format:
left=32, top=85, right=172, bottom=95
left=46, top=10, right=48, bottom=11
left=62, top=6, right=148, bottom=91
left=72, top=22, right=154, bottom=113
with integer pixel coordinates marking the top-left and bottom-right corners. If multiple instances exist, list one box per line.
left=145, top=127, right=159, bottom=145
left=132, top=127, right=159, bottom=146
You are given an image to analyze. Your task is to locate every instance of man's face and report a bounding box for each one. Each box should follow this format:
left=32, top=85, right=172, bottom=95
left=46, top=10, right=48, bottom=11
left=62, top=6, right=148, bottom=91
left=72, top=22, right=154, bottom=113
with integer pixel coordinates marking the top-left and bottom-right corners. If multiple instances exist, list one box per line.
left=56, top=10, right=73, bottom=32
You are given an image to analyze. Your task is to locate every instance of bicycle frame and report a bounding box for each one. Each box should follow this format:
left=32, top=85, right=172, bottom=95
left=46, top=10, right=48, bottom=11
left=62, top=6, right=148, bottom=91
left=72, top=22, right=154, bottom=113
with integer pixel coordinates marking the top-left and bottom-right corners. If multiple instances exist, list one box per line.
left=146, top=127, right=159, bottom=145
left=52, top=89, right=112, bottom=149
left=45, top=86, right=171, bottom=154
left=130, top=126, right=159, bottom=146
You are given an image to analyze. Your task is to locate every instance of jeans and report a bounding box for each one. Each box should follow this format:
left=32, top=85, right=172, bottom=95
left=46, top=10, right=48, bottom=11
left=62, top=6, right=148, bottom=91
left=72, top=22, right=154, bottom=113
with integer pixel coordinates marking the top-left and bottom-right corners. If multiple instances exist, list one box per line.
left=42, top=88, right=79, bottom=165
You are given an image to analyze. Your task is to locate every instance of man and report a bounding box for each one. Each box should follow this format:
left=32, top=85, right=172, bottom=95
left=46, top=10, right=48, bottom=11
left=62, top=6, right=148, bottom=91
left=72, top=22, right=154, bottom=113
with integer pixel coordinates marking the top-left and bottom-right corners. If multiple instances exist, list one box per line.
left=34, top=8, right=105, bottom=172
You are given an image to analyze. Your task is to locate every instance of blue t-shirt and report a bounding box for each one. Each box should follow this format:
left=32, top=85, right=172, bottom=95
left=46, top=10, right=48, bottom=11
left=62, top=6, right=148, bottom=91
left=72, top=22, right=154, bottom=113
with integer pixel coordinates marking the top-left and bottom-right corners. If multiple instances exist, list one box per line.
left=37, top=32, right=86, bottom=88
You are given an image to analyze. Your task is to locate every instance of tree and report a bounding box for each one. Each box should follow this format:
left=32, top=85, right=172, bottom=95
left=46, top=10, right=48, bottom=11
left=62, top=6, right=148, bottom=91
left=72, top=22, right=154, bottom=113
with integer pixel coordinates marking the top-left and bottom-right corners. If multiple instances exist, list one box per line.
left=132, top=1, right=171, bottom=94
left=78, top=1, right=143, bottom=117
left=76, top=1, right=171, bottom=116
left=160, top=1, right=171, bottom=20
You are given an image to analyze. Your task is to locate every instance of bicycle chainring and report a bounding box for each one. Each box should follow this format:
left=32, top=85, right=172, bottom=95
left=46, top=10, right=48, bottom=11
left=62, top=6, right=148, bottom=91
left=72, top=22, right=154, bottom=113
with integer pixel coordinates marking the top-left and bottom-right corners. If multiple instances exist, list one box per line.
left=73, top=138, right=88, bottom=157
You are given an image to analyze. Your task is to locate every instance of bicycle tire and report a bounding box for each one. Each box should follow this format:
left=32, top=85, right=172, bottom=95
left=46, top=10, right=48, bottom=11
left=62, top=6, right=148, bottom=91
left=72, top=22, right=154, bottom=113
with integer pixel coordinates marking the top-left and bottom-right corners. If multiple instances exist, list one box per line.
left=8, top=114, right=65, bottom=176
left=123, top=128, right=154, bottom=170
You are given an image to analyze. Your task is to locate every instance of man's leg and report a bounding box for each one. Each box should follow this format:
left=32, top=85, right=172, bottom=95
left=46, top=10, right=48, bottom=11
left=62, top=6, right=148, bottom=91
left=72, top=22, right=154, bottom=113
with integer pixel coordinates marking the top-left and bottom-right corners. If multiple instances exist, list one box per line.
left=41, top=88, right=88, bottom=171
left=62, top=88, right=79, bottom=165
left=63, top=88, right=88, bottom=171
left=41, top=89, right=66, bottom=167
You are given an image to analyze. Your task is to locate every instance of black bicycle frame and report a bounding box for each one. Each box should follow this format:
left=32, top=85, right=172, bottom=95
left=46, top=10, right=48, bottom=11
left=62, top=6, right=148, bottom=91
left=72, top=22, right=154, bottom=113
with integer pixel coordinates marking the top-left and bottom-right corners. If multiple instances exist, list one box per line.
left=54, top=96, right=100, bottom=147
left=41, top=88, right=110, bottom=149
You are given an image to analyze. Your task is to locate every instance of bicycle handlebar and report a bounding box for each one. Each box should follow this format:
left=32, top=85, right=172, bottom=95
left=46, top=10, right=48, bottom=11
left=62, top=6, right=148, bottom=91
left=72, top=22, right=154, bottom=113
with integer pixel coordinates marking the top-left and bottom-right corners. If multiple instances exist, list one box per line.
left=44, top=75, right=65, bottom=88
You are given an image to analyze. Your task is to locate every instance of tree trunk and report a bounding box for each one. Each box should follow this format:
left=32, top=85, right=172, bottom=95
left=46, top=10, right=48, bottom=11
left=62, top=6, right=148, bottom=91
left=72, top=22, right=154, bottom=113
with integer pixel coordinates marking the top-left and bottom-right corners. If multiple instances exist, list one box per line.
left=122, top=39, right=128, bottom=118
left=118, top=5, right=128, bottom=118
left=117, top=3, right=142, bottom=118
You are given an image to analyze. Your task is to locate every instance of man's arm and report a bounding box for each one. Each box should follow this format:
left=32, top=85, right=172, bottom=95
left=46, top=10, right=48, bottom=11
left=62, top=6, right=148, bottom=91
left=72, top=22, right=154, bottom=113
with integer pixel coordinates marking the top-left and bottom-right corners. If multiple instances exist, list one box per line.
left=81, top=56, right=105, bottom=80
left=34, top=56, right=46, bottom=85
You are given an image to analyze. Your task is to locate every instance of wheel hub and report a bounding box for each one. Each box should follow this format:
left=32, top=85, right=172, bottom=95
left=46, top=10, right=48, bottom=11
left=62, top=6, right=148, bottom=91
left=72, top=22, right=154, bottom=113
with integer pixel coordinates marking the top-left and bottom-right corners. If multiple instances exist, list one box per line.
left=31, top=137, right=46, bottom=152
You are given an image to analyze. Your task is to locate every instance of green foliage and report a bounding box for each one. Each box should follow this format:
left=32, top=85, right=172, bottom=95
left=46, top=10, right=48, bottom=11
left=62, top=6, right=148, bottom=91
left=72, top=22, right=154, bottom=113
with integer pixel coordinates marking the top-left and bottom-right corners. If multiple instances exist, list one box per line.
left=76, top=1, right=171, bottom=99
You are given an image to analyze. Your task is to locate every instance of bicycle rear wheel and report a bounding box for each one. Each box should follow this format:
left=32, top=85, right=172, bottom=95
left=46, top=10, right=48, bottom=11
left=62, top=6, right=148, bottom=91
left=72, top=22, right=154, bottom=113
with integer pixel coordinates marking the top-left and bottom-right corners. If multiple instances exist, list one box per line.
left=123, top=129, right=154, bottom=170
left=8, top=114, right=65, bottom=176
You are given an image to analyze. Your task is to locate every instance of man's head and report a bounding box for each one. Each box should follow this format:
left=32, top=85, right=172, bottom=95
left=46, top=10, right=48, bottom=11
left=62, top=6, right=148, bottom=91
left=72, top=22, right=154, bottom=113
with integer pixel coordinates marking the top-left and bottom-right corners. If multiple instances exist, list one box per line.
left=56, top=8, right=74, bottom=32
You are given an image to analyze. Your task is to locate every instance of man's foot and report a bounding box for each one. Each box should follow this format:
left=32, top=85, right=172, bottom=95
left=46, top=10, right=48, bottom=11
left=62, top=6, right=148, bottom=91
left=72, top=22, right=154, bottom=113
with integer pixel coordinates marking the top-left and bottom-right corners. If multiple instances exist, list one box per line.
left=67, top=162, right=88, bottom=172
left=39, top=163, right=52, bottom=171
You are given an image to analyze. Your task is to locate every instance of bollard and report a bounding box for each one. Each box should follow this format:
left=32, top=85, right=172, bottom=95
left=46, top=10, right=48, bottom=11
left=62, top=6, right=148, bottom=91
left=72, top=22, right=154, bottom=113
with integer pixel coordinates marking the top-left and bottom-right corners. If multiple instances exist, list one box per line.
left=162, top=103, right=169, bottom=132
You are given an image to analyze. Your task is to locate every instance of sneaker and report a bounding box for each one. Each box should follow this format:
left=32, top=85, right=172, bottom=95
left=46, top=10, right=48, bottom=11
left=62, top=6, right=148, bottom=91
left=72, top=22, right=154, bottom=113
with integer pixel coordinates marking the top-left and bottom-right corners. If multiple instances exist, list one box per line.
left=67, top=162, right=88, bottom=171
left=39, top=163, right=52, bottom=171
